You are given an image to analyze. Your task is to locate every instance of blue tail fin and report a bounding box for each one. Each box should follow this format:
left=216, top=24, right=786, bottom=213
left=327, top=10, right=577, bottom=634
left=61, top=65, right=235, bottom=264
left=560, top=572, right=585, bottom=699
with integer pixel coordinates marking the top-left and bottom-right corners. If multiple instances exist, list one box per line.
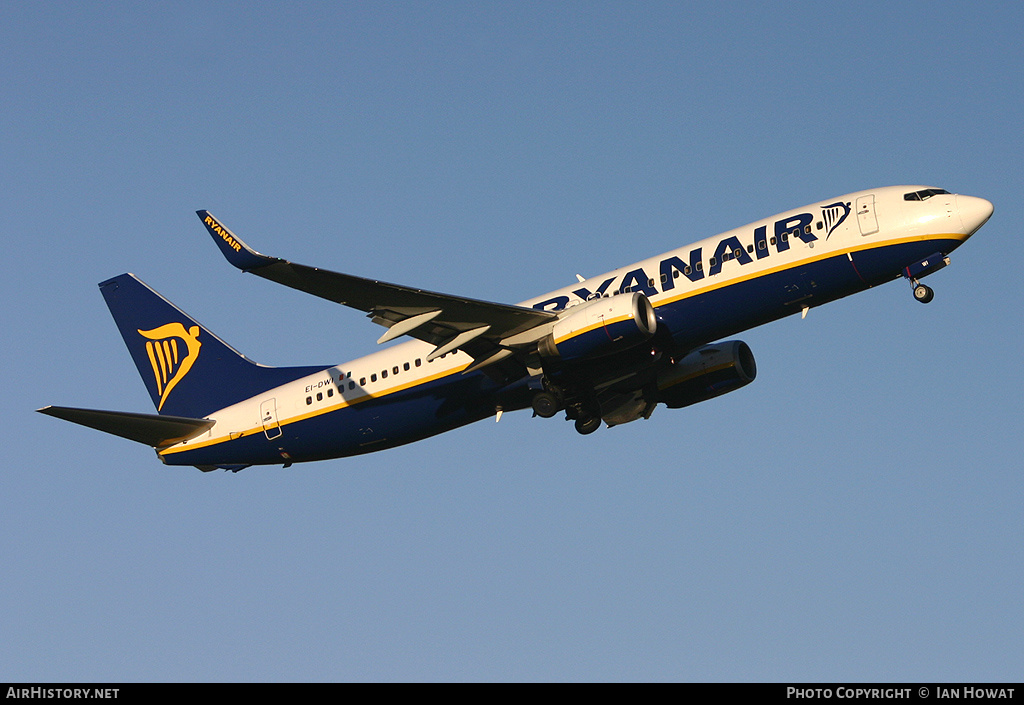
left=100, top=274, right=325, bottom=418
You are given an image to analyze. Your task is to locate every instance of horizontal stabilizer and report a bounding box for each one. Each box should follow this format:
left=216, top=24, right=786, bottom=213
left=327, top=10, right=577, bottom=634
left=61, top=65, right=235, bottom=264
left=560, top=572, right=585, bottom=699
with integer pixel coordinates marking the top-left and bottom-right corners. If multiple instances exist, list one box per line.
left=37, top=406, right=215, bottom=448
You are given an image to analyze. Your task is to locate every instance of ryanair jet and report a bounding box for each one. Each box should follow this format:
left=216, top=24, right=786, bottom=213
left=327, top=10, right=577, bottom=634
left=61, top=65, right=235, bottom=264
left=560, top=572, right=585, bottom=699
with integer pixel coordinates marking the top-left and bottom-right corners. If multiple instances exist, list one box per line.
left=39, top=186, right=993, bottom=471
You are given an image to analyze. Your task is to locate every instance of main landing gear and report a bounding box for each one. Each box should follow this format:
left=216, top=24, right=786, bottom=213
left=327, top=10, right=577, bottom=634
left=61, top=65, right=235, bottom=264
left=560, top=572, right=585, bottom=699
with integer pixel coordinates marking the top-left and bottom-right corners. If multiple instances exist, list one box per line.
left=531, top=391, right=560, bottom=418
left=573, top=415, right=601, bottom=435
left=531, top=388, right=603, bottom=435
left=913, top=283, right=935, bottom=304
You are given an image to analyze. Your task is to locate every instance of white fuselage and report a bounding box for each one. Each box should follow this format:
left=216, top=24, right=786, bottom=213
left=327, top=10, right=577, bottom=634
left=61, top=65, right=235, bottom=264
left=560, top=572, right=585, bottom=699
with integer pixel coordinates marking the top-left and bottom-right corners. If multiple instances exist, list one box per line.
left=159, top=186, right=992, bottom=466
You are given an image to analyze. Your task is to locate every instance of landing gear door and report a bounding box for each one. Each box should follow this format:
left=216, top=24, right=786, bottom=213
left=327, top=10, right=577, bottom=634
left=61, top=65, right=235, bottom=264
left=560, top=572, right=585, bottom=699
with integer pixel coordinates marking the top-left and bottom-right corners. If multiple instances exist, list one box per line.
left=856, top=194, right=879, bottom=236
left=260, top=398, right=282, bottom=440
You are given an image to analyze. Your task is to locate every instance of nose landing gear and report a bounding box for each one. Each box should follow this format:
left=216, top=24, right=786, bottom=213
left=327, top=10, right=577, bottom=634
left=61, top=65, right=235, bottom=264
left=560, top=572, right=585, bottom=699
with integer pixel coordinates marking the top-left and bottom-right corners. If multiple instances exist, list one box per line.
left=903, top=253, right=949, bottom=304
left=912, top=282, right=934, bottom=304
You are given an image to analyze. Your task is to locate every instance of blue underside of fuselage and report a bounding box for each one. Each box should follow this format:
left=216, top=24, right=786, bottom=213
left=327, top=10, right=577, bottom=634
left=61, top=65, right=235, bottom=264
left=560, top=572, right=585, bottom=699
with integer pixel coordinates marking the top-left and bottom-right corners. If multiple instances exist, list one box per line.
left=163, top=368, right=513, bottom=467
left=660, top=237, right=953, bottom=348
left=161, top=237, right=962, bottom=467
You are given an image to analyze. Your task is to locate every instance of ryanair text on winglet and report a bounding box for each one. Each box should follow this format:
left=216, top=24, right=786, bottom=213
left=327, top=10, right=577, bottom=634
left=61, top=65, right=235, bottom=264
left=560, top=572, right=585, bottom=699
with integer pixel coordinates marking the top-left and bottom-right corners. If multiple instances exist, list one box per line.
left=205, top=214, right=242, bottom=253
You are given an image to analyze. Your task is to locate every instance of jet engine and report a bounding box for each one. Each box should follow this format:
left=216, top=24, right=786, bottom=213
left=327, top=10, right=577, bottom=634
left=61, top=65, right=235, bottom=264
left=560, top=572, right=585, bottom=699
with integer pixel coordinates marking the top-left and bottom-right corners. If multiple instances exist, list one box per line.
left=656, top=340, right=756, bottom=408
left=538, top=292, right=657, bottom=363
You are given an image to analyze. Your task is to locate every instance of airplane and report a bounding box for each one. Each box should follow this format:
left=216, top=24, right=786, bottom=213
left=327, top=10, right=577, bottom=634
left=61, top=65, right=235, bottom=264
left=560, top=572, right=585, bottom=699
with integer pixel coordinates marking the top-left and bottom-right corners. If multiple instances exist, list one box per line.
left=38, top=186, right=993, bottom=471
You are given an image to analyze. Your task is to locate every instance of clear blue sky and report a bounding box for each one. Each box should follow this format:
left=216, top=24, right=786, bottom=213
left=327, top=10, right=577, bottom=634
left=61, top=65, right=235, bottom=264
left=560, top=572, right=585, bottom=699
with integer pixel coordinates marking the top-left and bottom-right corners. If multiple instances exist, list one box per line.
left=3, top=1, right=1021, bottom=682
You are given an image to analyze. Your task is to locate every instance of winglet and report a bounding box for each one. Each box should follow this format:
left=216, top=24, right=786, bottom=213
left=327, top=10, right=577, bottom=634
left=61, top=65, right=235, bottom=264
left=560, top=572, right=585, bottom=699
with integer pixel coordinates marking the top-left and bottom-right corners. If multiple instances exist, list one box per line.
left=196, top=210, right=275, bottom=271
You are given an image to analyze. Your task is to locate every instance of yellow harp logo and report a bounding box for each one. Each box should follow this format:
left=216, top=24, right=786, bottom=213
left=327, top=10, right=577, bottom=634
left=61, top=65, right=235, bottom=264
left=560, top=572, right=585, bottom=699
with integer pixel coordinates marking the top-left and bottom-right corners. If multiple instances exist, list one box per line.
left=138, top=323, right=202, bottom=411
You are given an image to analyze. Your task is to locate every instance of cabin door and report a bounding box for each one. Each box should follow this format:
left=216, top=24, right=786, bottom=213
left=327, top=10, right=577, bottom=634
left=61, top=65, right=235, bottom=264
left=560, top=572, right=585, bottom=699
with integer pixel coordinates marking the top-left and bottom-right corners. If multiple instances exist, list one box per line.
left=260, top=398, right=282, bottom=440
left=856, top=194, right=879, bottom=236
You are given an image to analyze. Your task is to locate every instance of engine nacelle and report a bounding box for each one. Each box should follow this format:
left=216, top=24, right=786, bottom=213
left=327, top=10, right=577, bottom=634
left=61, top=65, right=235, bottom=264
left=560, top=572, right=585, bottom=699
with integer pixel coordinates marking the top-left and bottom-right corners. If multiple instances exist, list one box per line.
left=656, top=340, right=756, bottom=409
left=538, top=292, right=657, bottom=363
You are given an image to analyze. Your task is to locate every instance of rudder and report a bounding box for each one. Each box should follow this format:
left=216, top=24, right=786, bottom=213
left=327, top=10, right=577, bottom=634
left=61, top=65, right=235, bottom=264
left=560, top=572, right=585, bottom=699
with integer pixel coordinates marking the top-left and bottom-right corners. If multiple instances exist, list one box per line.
left=100, top=274, right=325, bottom=418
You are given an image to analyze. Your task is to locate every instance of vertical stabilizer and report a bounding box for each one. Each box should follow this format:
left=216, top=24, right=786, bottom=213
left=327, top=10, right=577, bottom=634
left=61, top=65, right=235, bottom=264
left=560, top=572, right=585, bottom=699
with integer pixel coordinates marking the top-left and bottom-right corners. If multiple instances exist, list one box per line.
left=100, top=274, right=325, bottom=418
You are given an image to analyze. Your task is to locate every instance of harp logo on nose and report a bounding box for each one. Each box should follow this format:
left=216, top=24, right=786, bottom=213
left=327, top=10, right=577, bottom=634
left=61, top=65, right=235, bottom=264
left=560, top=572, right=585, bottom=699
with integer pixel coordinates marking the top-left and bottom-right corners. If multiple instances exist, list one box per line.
left=820, top=201, right=852, bottom=239
left=138, top=323, right=202, bottom=410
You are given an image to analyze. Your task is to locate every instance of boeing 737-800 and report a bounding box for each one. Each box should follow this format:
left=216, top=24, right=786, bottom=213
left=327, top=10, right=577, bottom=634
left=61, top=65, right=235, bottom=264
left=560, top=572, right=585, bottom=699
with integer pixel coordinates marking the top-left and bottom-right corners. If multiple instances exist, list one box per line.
left=39, top=186, right=993, bottom=471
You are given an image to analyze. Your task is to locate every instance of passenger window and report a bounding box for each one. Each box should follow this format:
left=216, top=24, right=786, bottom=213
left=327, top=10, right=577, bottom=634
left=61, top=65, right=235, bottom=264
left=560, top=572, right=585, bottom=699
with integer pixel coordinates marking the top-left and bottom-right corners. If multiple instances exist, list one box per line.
left=381, top=370, right=388, bottom=379
left=709, top=257, right=717, bottom=268
left=327, top=388, right=333, bottom=398
left=349, top=381, right=355, bottom=390
left=758, top=240, right=766, bottom=250
left=316, top=392, right=323, bottom=401
left=660, top=273, right=668, bottom=284
left=371, top=374, right=377, bottom=382
left=415, top=359, right=421, bottom=367
left=359, top=377, right=366, bottom=385
left=393, top=366, right=399, bottom=375
left=404, top=362, right=410, bottom=371
left=695, top=262, right=703, bottom=272
left=306, top=396, right=312, bottom=405
left=674, top=270, right=681, bottom=278
left=770, top=237, right=777, bottom=245
left=747, top=245, right=753, bottom=253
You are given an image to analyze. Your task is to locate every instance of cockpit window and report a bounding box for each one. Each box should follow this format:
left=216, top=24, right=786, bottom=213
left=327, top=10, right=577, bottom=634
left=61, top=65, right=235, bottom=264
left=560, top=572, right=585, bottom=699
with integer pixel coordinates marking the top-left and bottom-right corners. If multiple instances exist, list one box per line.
left=904, top=188, right=950, bottom=201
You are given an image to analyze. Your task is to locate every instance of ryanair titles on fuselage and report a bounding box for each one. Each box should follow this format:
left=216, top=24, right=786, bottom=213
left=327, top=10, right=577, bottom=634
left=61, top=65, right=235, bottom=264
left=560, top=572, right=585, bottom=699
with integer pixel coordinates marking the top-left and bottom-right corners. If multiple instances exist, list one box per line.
left=203, top=214, right=243, bottom=253
left=532, top=205, right=848, bottom=312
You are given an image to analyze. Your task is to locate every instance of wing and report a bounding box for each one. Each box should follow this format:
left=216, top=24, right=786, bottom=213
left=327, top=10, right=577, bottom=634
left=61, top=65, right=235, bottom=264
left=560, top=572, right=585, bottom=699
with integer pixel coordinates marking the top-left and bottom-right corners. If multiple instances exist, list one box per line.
left=197, top=211, right=557, bottom=374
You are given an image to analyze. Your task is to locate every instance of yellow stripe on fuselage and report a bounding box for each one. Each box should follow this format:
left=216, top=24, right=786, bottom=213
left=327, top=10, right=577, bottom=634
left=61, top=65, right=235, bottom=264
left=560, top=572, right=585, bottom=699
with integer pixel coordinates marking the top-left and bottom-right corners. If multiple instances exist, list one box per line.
left=653, top=232, right=966, bottom=310
left=161, top=232, right=964, bottom=457
left=158, top=361, right=472, bottom=456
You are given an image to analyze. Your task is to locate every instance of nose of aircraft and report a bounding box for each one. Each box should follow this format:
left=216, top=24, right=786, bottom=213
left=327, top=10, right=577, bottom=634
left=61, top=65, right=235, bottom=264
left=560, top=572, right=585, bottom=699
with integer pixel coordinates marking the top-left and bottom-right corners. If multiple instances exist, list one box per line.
left=956, top=194, right=994, bottom=236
